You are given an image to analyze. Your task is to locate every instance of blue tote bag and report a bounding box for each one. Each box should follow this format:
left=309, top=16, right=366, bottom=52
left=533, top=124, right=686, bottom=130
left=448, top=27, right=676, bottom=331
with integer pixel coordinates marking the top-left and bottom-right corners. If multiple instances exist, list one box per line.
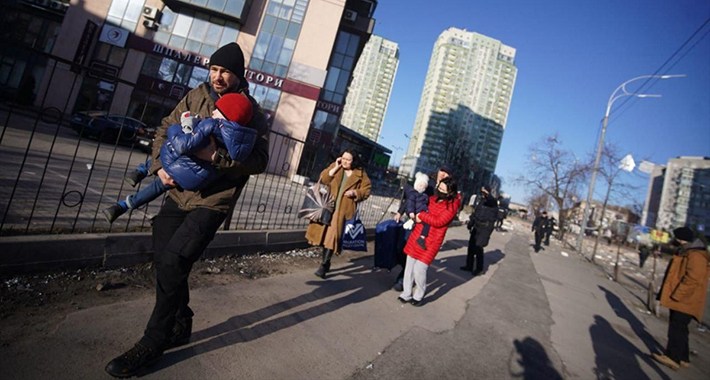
left=341, top=210, right=367, bottom=252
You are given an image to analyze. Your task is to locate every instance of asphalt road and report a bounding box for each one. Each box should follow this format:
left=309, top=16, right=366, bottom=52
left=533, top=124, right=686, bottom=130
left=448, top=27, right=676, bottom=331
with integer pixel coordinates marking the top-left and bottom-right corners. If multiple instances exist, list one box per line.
left=2, top=219, right=708, bottom=379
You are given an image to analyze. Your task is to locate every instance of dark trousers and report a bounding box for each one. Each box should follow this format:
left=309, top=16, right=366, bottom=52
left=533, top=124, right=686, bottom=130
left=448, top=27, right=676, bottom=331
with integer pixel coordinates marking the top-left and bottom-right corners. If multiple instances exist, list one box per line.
left=666, top=310, right=692, bottom=363
left=465, top=232, right=484, bottom=273
left=127, top=177, right=172, bottom=209
left=139, top=197, right=226, bottom=349
left=395, top=229, right=412, bottom=283
left=534, top=231, right=544, bottom=249
left=544, top=230, right=552, bottom=245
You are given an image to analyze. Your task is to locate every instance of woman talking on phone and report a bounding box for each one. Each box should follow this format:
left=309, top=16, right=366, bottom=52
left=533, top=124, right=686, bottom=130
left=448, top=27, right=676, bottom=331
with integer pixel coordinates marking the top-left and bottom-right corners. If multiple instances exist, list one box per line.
left=306, top=149, right=371, bottom=279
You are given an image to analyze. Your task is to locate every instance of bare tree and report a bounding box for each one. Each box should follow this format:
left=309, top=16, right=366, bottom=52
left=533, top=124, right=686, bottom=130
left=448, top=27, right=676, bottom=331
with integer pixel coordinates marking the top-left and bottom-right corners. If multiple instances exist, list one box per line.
left=589, top=142, right=640, bottom=262
left=516, top=135, right=588, bottom=240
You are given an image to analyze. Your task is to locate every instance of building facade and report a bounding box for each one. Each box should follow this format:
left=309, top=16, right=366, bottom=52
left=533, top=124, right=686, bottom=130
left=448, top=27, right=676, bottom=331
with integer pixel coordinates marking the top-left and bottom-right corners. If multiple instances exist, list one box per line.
left=339, top=34, right=398, bottom=142
left=641, top=163, right=665, bottom=227
left=655, top=156, right=710, bottom=231
left=3, top=0, right=378, bottom=180
left=399, top=27, right=517, bottom=192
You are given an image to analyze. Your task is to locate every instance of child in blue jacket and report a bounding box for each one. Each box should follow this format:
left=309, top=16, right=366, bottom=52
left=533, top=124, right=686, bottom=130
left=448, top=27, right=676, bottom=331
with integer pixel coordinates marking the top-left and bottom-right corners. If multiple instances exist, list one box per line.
left=102, top=93, right=255, bottom=223
left=403, top=172, right=431, bottom=249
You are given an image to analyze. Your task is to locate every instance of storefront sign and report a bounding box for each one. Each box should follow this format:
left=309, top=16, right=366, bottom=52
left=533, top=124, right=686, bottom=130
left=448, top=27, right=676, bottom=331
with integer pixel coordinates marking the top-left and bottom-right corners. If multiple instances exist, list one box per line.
left=315, top=100, right=342, bottom=115
left=99, top=24, right=129, bottom=48
left=245, top=70, right=284, bottom=88
left=72, top=20, right=98, bottom=73
left=151, top=44, right=208, bottom=65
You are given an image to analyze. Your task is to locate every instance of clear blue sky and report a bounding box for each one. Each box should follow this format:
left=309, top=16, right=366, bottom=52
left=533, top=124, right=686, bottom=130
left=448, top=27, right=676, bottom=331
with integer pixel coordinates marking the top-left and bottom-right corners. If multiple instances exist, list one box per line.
left=373, top=0, right=710, bottom=207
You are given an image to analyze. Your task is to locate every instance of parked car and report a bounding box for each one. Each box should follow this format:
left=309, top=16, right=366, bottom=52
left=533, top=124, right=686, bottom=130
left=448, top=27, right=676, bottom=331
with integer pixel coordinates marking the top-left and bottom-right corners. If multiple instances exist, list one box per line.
left=134, top=125, right=156, bottom=153
left=70, top=112, right=148, bottom=147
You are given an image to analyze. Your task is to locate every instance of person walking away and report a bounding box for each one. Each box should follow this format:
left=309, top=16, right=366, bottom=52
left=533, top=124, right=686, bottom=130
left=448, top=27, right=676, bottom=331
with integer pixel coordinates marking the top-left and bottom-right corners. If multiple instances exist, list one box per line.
left=531, top=211, right=548, bottom=252
left=102, top=93, right=255, bottom=223
left=104, top=42, right=270, bottom=378
left=398, top=177, right=461, bottom=306
left=461, top=186, right=498, bottom=276
left=543, top=216, right=556, bottom=246
left=392, top=165, right=453, bottom=291
left=652, top=227, right=709, bottom=370
left=306, top=149, right=371, bottom=279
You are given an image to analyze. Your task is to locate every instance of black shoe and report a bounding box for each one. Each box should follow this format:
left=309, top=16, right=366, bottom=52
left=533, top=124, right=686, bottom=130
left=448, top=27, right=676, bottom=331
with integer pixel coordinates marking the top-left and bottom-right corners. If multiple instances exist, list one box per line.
left=393, top=281, right=404, bottom=292
left=314, top=263, right=330, bottom=279
left=102, top=204, right=126, bottom=224
left=397, top=296, right=409, bottom=304
left=472, top=270, right=483, bottom=276
left=105, top=342, right=163, bottom=378
left=167, top=319, right=192, bottom=348
left=124, top=169, right=147, bottom=187
left=459, top=266, right=472, bottom=272
left=410, top=299, right=423, bottom=307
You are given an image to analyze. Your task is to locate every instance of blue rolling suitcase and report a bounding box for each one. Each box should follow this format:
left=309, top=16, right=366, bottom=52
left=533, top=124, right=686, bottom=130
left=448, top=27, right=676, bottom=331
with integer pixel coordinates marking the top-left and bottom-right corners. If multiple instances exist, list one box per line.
left=374, top=220, right=404, bottom=270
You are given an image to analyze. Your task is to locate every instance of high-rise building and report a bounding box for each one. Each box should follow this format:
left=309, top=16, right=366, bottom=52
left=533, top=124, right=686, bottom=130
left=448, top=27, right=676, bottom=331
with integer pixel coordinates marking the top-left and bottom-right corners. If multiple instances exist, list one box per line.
left=399, top=27, right=517, bottom=190
left=340, top=35, right=399, bottom=142
left=654, top=156, right=710, bottom=231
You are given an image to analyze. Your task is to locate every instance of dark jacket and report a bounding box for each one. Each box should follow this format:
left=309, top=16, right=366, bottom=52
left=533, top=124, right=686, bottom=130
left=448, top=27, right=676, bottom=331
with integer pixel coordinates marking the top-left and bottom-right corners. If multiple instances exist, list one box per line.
left=160, top=118, right=257, bottom=191
left=467, top=195, right=498, bottom=247
left=532, top=215, right=548, bottom=233
left=150, top=83, right=269, bottom=212
left=405, top=185, right=429, bottom=215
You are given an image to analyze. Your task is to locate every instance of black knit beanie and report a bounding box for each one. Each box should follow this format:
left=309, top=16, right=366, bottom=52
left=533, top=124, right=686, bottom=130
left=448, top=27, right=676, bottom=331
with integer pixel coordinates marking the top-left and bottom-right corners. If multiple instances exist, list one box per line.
left=209, top=43, right=246, bottom=81
left=673, top=227, right=696, bottom=242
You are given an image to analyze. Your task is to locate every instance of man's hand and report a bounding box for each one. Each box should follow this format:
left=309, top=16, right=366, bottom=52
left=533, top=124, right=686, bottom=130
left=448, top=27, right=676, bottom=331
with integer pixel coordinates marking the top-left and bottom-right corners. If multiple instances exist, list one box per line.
left=194, top=135, right=218, bottom=162
left=393, top=212, right=401, bottom=222
left=157, top=168, right=176, bottom=187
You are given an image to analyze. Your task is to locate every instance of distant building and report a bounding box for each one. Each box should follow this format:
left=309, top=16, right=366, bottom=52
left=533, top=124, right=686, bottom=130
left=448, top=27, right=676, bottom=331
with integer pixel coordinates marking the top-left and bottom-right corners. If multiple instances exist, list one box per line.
left=399, top=27, right=517, bottom=192
left=654, top=156, right=710, bottom=231
left=340, top=35, right=399, bottom=142
left=641, top=163, right=665, bottom=227
left=567, top=201, right=640, bottom=232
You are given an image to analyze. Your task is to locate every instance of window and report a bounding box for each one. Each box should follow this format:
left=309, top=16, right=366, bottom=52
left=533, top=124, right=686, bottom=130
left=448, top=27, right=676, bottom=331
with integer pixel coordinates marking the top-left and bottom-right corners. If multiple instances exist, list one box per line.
left=155, top=7, right=240, bottom=57
left=249, top=0, right=308, bottom=77
left=106, top=0, right=144, bottom=32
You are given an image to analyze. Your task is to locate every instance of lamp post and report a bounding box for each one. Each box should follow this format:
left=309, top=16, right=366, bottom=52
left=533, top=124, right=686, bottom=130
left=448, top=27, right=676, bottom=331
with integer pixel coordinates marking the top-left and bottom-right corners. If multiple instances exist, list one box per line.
left=575, top=74, right=684, bottom=255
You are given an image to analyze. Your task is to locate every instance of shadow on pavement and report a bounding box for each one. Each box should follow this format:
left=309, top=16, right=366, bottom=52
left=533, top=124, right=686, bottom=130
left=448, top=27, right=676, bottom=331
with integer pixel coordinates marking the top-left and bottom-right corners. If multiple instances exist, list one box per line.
left=590, top=314, right=670, bottom=380
left=142, top=257, right=402, bottom=373
left=599, top=285, right=664, bottom=354
left=424, top=250, right=504, bottom=305
left=511, top=337, right=563, bottom=380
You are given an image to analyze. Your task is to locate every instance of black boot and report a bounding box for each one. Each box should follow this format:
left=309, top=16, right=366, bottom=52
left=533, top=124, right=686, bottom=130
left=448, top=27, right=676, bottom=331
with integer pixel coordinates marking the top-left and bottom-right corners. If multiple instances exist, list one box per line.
left=314, top=248, right=334, bottom=279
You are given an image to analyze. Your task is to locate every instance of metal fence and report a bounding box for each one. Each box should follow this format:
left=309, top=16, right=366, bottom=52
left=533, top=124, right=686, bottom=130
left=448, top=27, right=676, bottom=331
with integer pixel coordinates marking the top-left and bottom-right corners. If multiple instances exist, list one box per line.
left=0, top=54, right=401, bottom=237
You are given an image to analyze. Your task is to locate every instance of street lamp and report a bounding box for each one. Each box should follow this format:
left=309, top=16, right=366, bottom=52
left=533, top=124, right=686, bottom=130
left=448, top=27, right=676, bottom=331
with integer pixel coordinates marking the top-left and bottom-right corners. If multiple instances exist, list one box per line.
left=575, top=74, right=684, bottom=255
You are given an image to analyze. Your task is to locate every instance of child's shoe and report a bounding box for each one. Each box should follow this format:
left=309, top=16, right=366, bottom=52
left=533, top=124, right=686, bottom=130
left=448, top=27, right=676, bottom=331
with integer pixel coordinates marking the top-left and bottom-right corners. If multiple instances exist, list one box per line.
left=103, top=202, right=128, bottom=224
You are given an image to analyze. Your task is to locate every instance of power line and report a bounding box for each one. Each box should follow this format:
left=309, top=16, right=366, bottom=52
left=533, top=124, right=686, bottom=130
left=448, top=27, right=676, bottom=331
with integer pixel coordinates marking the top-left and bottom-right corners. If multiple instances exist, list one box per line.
left=608, top=17, right=710, bottom=125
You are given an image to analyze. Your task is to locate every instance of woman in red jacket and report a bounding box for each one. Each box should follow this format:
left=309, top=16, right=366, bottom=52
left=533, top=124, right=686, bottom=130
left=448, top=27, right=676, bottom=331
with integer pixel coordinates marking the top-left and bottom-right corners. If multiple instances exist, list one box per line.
left=398, top=177, right=461, bottom=306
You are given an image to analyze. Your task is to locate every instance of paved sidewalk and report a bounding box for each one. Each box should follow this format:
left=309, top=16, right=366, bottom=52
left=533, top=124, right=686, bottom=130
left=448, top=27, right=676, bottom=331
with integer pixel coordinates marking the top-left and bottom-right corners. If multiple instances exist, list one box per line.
left=2, top=221, right=708, bottom=379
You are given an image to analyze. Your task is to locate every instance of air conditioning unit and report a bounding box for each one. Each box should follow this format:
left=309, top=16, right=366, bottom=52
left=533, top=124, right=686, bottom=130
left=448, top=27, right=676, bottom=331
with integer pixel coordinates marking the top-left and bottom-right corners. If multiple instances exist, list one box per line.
left=143, top=19, right=159, bottom=30
left=143, top=6, right=159, bottom=20
left=343, top=9, right=357, bottom=22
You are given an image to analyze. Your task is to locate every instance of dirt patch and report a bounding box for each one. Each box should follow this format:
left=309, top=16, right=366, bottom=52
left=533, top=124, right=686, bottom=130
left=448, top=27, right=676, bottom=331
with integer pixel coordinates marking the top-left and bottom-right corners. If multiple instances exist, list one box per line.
left=0, top=247, right=370, bottom=345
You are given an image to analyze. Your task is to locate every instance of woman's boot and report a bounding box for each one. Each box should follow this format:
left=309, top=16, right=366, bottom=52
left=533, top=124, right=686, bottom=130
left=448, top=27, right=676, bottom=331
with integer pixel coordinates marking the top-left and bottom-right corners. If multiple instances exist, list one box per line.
left=314, top=248, right=334, bottom=279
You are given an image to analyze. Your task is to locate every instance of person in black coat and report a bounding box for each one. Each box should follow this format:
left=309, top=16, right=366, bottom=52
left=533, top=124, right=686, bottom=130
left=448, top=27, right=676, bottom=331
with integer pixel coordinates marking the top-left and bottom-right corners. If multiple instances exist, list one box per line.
left=543, top=216, right=556, bottom=246
left=461, top=186, right=498, bottom=276
left=532, top=211, right=549, bottom=252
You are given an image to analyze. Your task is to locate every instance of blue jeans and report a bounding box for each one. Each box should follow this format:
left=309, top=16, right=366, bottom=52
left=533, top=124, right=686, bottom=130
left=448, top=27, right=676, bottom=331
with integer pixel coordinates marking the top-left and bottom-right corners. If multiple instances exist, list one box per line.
left=126, top=177, right=172, bottom=209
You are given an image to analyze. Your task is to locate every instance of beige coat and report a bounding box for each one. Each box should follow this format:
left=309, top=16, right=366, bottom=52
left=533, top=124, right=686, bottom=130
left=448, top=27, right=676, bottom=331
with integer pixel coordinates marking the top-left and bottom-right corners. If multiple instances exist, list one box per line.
left=305, top=162, right=371, bottom=253
left=659, top=240, right=710, bottom=321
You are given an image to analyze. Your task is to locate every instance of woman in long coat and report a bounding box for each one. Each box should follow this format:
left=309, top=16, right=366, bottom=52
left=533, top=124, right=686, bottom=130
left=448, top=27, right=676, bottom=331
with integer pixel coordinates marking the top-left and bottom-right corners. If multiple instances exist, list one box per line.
left=398, top=177, right=460, bottom=305
left=306, top=149, right=371, bottom=279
